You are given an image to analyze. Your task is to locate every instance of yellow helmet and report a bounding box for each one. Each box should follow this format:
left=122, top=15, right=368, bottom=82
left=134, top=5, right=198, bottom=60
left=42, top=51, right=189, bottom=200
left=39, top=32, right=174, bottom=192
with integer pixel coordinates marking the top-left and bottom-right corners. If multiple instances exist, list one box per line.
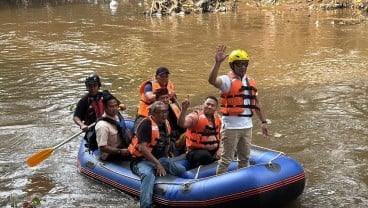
left=228, top=49, right=249, bottom=63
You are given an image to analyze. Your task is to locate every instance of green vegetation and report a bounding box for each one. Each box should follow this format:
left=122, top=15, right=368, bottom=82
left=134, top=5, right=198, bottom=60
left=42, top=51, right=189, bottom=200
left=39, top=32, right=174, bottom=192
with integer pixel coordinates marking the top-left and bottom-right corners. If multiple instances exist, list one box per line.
left=8, top=195, right=42, bottom=208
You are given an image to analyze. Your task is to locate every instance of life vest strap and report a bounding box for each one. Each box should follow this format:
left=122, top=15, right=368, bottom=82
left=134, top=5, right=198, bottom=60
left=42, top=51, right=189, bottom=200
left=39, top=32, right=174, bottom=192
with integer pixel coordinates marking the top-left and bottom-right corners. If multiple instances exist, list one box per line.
left=188, top=138, right=219, bottom=145
left=190, top=130, right=218, bottom=136
left=222, top=113, right=253, bottom=117
left=239, top=85, right=257, bottom=92
left=140, top=99, right=152, bottom=105
left=221, top=94, right=257, bottom=99
left=220, top=104, right=259, bottom=109
left=97, top=115, right=130, bottom=146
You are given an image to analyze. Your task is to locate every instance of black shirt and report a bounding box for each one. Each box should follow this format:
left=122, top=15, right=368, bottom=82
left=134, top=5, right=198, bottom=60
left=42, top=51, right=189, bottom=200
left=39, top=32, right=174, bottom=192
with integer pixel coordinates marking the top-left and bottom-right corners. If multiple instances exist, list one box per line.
left=74, top=93, right=102, bottom=125
left=136, top=118, right=170, bottom=159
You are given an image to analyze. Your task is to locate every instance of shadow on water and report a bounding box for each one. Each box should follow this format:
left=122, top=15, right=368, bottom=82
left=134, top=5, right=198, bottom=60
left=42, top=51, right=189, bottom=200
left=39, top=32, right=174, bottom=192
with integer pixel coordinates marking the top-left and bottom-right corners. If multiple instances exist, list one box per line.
left=23, top=175, right=55, bottom=196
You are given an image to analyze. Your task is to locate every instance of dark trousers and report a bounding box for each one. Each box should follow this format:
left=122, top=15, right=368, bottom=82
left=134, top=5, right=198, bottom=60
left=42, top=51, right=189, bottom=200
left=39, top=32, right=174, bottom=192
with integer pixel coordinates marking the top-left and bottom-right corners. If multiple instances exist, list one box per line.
left=186, top=149, right=216, bottom=169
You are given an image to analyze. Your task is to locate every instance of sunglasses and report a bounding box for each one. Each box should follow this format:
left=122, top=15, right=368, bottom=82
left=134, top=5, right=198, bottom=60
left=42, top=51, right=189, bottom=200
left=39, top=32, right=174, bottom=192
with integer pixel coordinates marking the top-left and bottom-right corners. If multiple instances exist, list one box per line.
left=154, top=109, right=169, bottom=115
left=233, top=61, right=249, bottom=68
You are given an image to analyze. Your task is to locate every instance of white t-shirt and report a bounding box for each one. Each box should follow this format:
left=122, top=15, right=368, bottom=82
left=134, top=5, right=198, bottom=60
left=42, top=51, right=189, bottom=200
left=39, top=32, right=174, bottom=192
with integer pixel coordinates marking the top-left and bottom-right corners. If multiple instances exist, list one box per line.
left=219, top=74, right=255, bottom=129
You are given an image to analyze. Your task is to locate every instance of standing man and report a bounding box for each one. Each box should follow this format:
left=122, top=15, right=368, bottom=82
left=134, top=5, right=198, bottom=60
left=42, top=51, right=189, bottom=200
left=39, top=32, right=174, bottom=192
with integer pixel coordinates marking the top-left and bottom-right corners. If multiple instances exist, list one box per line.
left=95, top=94, right=131, bottom=161
left=208, top=45, right=269, bottom=175
left=178, top=95, right=222, bottom=169
left=128, top=101, right=186, bottom=208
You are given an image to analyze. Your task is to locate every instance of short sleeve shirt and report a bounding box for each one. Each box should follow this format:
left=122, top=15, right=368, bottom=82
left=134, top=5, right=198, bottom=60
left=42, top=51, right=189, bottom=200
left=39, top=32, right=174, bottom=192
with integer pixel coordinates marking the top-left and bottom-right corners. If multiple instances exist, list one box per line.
left=136, top=118, right=168, bottom=159
left=144, top=82, right=153, bottom=93
left=74, top=95, right=89, bottom=121
left=219, top=75, right=254, bottom=129
left=95, top=113, right=121, bottom=160
left=74, top=93, right=102, bottom=125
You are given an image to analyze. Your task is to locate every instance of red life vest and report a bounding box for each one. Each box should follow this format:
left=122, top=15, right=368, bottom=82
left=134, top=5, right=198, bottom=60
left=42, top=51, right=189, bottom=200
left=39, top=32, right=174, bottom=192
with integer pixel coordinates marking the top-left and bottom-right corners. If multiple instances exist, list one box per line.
left=137, top=80, right=175, bottom=117
left=220, top=72, right=258, bottom=117
left=86, top=94, right=104, bottom=124
left=185, top=111, right=221, bottom=151
left=128, top=116, right=172, bottom=158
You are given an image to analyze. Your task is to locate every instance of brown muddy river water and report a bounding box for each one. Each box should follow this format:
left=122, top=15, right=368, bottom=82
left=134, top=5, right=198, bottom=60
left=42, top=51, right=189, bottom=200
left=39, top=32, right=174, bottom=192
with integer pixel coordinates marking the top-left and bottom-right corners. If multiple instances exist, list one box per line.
left=0, top=1, right=367, bottom=207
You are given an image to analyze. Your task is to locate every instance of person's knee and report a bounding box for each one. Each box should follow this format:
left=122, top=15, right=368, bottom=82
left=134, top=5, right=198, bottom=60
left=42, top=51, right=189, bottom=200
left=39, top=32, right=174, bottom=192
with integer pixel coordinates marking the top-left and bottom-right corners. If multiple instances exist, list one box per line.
left=159, top=157, right=171, bottom=166
left=199, top=154, right=213, bottom=165
left=138, top=166, right=155, bottom=181
left=140, top=173, right=155, bottom=188
left=167, top=160, right=186, bottom=176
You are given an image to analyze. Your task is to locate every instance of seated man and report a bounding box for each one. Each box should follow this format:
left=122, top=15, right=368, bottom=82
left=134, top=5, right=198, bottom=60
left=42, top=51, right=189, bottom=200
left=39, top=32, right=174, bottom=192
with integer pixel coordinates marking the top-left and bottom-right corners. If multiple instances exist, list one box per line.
left=178, top=96, right=222, bottom=169
left=95, top=94, right=131, bottom=161
left=135, top=67, right=177, bottom=131
left=128, top=101, right=186, bottom=208
left=73, top=74, right=125, bottom=150
left=155, top=88, right=186, bottom=155
left=73, top=74, right=104, bottom=132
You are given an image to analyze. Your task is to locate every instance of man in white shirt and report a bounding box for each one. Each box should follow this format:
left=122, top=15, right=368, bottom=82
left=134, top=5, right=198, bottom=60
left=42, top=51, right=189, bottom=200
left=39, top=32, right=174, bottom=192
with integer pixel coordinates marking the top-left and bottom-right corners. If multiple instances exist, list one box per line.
left=208, top=45, right=269, bottom=174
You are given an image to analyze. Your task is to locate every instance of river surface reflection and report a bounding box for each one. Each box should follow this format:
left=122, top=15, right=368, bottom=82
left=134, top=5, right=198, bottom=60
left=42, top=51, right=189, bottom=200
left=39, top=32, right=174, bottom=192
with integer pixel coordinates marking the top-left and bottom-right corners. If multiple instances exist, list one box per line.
left=0, top=1, right=367, bottom=207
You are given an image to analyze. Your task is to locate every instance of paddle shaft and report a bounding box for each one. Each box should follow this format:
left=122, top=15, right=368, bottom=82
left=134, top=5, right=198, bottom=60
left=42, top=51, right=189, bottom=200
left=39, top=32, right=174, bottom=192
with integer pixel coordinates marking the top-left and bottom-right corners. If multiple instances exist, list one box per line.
left=169, top=99, right=182, bottom=120
left=54, top=122, right=96, bottom=150
left=26, top=122, right=96, bottom=167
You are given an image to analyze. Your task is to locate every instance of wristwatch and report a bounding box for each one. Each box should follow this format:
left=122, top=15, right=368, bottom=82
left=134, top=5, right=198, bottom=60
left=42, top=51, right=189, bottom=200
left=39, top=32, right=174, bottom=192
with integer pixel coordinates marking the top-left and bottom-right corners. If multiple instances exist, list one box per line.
left=117, top=149, right=121, bottom=155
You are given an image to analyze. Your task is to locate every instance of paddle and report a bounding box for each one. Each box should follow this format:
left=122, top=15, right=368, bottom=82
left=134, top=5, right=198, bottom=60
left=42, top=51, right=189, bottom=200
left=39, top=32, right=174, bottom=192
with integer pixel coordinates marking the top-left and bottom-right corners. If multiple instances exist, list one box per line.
left=26, top=122, right=96, bottom=167
left=169, top=101, right=181, bottom=119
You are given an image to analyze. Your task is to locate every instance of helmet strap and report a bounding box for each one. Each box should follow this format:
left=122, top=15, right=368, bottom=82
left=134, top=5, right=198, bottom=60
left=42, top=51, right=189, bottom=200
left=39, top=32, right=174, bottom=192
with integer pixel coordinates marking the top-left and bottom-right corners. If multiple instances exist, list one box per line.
left=229, top=62, right=234, bottom=71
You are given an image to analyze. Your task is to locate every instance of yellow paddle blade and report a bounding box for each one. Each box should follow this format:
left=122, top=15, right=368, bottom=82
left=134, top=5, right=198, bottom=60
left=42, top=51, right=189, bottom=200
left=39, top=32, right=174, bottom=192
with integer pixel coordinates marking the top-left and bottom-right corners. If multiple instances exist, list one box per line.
left=26, top=147, right=55, bottom=167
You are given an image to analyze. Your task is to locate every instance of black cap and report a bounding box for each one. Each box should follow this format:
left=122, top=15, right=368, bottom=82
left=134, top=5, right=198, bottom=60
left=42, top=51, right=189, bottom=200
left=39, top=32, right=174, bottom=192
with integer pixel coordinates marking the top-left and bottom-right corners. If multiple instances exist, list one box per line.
left=156, top=67, right=170, bottom=76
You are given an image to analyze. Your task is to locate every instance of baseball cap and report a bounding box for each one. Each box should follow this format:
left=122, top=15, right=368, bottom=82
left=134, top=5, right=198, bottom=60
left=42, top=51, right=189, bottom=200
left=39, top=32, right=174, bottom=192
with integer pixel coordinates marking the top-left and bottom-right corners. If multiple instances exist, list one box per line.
left=156, top=67, right=170, bottom=76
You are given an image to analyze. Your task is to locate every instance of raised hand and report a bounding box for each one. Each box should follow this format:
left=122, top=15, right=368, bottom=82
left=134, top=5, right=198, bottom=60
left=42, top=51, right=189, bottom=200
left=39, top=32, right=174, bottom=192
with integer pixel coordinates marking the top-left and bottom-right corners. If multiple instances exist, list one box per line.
left=181, top=94, right=190, bottom=111
left=215, top=45, right=228, bottom=63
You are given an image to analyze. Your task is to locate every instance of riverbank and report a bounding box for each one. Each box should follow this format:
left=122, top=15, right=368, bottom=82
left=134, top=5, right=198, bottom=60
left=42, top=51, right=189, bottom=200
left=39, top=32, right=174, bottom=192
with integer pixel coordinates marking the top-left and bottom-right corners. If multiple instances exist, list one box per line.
left=252, top=0, right=368, bottom=10
left=244, top=0, right=368, bottom=25
left=143, top=0, right=368, bottom=21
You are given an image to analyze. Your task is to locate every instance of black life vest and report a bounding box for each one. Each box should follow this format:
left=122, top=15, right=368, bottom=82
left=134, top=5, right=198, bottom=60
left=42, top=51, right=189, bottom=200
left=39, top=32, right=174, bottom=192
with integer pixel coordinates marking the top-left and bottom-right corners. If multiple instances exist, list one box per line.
left=85, top=114, right=131, bottom=151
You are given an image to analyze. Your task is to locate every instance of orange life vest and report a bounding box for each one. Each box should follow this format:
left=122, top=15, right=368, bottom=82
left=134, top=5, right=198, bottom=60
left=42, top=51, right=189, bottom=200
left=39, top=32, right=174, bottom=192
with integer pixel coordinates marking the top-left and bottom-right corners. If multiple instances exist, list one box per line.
left=137, top=80, right=175, bottom=117
left=220, top=72, right=258, bottom=117
left=128, top=116, right=172, bottom=158
left=186, top=111, right=221, bottom=151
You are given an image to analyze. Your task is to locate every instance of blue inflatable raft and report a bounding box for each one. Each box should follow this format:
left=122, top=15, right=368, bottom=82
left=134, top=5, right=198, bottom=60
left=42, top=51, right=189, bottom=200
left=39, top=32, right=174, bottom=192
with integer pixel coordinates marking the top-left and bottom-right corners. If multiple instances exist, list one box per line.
left=77, top=120, right=305, bottom=207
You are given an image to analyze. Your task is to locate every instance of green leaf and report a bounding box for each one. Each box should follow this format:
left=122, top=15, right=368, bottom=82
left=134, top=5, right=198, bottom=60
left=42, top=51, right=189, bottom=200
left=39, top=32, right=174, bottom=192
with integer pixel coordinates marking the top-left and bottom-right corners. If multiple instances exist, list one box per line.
left=32, top=197, right=42, bottom=205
